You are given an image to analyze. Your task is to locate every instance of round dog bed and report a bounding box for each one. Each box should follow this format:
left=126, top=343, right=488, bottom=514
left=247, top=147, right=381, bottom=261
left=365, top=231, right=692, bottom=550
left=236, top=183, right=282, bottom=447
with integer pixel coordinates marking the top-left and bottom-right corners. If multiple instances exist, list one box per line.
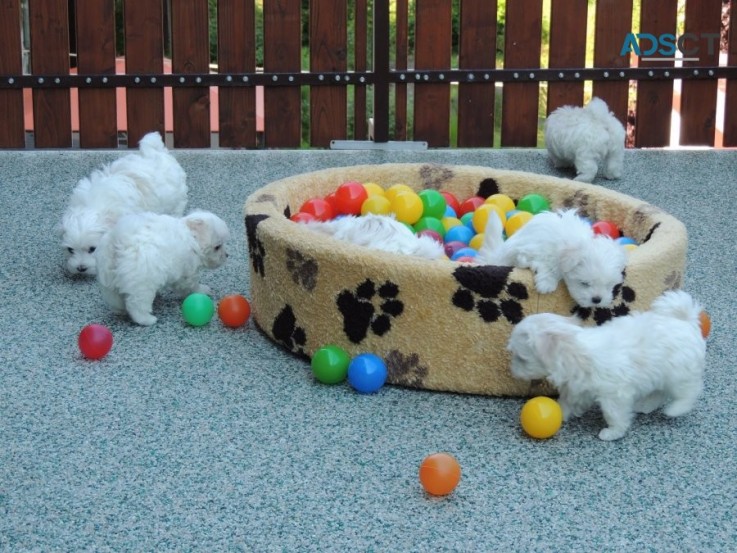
left=243, top=163, right=687, bottom=397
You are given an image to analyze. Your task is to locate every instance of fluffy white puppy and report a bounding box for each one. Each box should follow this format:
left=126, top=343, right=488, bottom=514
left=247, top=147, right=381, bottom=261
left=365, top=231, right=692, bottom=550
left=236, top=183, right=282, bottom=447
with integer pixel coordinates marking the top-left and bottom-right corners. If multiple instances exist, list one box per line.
left=95, top=210, right=230, bottom=326
left=301, top=214, right=445, bottom=260
left=60, top=131, right=188, bottom=276
left=544, top=97, right=626, bottom=183
left=476, top=209, right=626, bottom=307
left=507, top=290, right=707, bottom=440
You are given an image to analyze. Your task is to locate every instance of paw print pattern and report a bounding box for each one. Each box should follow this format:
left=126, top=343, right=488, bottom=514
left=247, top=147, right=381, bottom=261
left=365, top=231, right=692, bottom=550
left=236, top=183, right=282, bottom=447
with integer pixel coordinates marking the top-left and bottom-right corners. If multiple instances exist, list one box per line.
left=562, top=189, right=593, bottom=219
left=451, top=265, right=529, bottom=324
left=419, top=164, right=455, bottom=190
left=476, top=178, right=500, bottom=199
left=385, top=350, right=428, bottom=388
left=572, top=272, right=636, bottom=325
left=272, top=305, right=307, bottom=357
left=286, top=249, right=318, bottom=291
left=253, top=193, right=278, bottom=207
left=664, top=270, right=683, bottom=290
left=245, top=214, right=269, bottom=277
left=337, top=279, right=404, bottom=344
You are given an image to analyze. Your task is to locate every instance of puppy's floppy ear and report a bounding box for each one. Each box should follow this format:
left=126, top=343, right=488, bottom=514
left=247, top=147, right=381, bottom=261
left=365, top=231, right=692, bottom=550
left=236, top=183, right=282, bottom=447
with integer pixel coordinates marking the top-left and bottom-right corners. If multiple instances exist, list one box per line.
left=558, top=244, right=582, bottom=273
left=536, top=327, right=592, bottom=386
left=185, top=215, right=211, bottom=248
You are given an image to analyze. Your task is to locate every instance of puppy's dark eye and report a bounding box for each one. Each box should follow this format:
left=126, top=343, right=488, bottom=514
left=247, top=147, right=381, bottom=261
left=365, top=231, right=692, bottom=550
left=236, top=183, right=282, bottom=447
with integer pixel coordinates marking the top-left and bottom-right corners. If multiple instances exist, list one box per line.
left=580, top=281, right=590, bottom=288
left=67, top=247, right=74, bottom=254
left=88, top=246, right=96, bottom=254
left=214, top=245, right=221, bottom=251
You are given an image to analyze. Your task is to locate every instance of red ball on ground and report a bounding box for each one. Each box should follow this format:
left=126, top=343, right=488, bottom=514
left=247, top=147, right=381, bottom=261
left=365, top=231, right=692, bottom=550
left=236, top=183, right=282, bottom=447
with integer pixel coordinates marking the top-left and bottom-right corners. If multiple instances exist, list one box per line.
left=78, top=324, right=113, bottom=360
left=218, top=294, right=252, bottom=328
left=334, top=181, right=369, bottom=215
left=299, top=197, right=334, bottom=221
left=457, top=196, right=485, bottom=217
left=592, top=220, right=621, bottom=239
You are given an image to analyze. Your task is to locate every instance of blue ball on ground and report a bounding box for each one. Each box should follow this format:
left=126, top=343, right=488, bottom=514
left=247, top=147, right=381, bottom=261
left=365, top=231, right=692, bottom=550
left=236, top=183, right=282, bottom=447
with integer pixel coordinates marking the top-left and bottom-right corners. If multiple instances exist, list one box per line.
left=347, top=353, right=388, bottom=393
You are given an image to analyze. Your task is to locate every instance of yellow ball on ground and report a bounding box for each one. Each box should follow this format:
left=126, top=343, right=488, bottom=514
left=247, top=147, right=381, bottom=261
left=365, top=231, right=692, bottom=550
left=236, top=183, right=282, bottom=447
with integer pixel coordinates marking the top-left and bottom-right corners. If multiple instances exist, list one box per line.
left=520, top=396, right=563, bottom=439
left=505, top=211, right=534, bottom=237
left=363, top=182, right=385, bottom=197
left=390, top=191, right=424, bottom=224
left=361, top=194, right=392, bottom=215
left=385, top=183, right=415, bottom=202
left=484, top=193, right=515, bottom=214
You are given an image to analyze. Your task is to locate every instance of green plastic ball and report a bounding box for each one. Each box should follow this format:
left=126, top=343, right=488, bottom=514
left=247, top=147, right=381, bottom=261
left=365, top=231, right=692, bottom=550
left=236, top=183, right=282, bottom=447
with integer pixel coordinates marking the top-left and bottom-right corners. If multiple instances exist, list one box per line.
left=311, top=345, right=351, bottom=384
left=516, top=194, right=550, bottom=215
left=182, top=293, right=215, bottom=326
left=418, top=189, right=447, bottom=219
left=414, top=216, right=446, bottom=238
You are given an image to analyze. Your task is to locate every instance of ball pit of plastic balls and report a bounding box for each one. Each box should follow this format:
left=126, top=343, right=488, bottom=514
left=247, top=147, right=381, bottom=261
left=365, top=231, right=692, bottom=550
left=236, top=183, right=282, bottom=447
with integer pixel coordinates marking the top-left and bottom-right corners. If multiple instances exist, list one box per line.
left=293, top=183, right=639, bottom=258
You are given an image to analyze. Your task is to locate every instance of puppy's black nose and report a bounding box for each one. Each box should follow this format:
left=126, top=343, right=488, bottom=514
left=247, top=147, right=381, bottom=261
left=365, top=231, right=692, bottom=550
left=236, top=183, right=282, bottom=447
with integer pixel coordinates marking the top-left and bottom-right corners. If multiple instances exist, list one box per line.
left=591, top=296, right=601, bottom=304
left=77, top=265, right=88, bottom=273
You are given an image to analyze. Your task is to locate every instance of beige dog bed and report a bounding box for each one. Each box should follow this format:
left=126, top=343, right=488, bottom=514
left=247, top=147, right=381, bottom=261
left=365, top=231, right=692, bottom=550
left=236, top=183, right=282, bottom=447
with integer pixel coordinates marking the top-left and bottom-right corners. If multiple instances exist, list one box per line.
left=244, top=163, right=687, bottom=397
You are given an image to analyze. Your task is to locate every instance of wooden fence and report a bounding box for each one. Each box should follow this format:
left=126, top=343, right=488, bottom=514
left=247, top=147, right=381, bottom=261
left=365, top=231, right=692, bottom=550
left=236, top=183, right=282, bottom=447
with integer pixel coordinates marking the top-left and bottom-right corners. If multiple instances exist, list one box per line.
left=0, top=0, right=735, bottom=149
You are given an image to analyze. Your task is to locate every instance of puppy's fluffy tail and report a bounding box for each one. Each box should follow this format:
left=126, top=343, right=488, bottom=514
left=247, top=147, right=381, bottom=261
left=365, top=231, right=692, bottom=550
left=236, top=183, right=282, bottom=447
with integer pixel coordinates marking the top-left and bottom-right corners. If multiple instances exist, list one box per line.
left=137, top=131, right=167, bottom=155
left=475, top=210, right=505, bottom=264
left=651, top=290, right=703, bottom=327
left=584, top=97, right=612, bottom=120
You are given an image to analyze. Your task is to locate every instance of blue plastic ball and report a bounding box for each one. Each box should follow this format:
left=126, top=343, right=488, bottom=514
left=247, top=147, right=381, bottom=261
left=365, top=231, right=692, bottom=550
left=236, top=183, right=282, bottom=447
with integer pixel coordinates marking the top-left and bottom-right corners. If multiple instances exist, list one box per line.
left=444, top=205, right=457, bottom=218
left=616, top=236, right=637, bottom=246
left=347, top=353, right=388, bottom=394
left=450, top=247, right=478, bottom=261
left=444, top=224, right=475, bottom=245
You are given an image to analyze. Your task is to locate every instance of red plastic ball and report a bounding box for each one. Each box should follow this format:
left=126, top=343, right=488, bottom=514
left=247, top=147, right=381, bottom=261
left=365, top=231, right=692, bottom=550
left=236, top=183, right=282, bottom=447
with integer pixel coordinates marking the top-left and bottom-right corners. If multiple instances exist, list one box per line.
left=218, top=294, right=252, bottom=328
left=457, top=196, right=485, bottom=217
left=592, top=220, right=621, bottom=239
left=440, top=191, right=462, bottom=215
left=324, top=192, right=340, bottom=214
left=416, top=229, right=443, bottom=243
left=334, top=181, right=369, bottom=215
left=290, top=212, right=316, bottom=223
left=299, top=197, right=334, bottom=221
left=78, top=324, right=113, bottom=360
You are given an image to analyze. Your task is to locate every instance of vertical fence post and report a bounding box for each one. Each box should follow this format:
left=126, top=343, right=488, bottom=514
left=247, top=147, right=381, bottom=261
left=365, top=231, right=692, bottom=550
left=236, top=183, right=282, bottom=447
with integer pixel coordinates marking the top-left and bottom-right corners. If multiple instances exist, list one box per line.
left=372, top=0, right=390, bottom=143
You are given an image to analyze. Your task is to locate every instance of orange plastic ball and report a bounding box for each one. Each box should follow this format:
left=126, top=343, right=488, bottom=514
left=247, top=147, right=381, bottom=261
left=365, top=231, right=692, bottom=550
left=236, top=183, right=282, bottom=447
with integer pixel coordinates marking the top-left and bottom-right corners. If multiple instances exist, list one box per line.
left=218, top=294, right=251, bottom=328
left=419, top=453, right=461, bottom=496
left=699, top=311, right=711, bottom=339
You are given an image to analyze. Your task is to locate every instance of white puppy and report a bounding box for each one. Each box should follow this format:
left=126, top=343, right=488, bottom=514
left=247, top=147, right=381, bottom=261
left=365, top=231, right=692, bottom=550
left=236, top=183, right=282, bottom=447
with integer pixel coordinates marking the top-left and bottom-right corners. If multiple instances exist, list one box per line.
left=301, top=214, right=445, bottom=260
left=507, top=290, right=707, bottom=440
left=476, top=209, right=626, bottom=308
left=60, top=131, right=188, bottom=276
left=95, top=210, right=230, bottom=326
left=545, top=97, right=626, bottom=183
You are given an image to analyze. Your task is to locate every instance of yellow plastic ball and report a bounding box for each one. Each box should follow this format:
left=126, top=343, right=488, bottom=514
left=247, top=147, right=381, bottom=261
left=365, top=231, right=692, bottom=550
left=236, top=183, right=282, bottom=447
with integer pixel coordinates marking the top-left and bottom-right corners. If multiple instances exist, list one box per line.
left=469, top=233, right=484, bottom=250
left=363, top=182, right=385, bottom=197
left=472, top=203, right=506, bottom=233
left=505, top=211, right=534, bottom=237
left=484, top=193, right=515, bottom=214
left=623, top=244, right=638, bottom=252
left=441, top=216, right=462, bottom=232
left=385, top=183, right=415, bottom=202
left=390, top=191, right=424, bottom=224
left=361, top=195, right=392, bottom=216
left=520, top=396, right=563, bottom=439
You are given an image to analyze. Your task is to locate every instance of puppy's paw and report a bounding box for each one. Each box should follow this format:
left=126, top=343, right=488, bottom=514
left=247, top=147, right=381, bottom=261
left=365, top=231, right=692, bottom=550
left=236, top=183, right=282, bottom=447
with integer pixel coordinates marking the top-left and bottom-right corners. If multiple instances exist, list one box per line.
left=534, top=275, right=559, bottom=294
left=598, top=427, right=626, bottom=441
left=195, top=284, right=212, bottom=295
left=573, top=173, right=595, bottom=183
left=129, top=312, right=157, bottom=326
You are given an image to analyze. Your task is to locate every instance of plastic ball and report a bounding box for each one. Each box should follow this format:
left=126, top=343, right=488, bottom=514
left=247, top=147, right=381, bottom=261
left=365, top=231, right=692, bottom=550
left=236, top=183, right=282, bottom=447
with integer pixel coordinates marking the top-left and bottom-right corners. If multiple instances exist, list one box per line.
left=458, top=196, right=485, bottom=217
left=450, top=247, right=477, bottom=261
left=616, top=236, right=637, bottom=246
left=699, top=311, right=711, bottom=339
left=335, top=181, right=369, bottom=215
left=484, top=193, right=516, bottom=214
left=218, top=294, right=251, bottom=328
left=469, top=233, right=484, bottom=250
left=361, top=194, right=392, bottom=216
left=444, top=224, right=475, bottom=245
left=444, top=205, right=458, bottom=218
left=78, top=324, right=113, bottom=360
left=444, top=240, right=468, bottom=258
left=417, top=229, right=443, bottom=244
left=623, top=244, right=638, bottom=252
left=516, top=194, right=550, bottom=215
left=347, top=353, right=388, bottom=393
left=505, top=211, right=534, bottom=237
left=290, top=212, right=316, bottom=223
left=182, top=293, right=215, bottom=327
left=442, top=216, right=462, bottom=232
left=592, top=220, right=621, bottom=239
left=385, top=183, right=414, bottom=201
left=440, top=191, right=462, bottom=215
left=471, top=203, right=506, bottom=233
left=520, top=396, right=563, bottom=439
left=418, top=189, right=447, bottom=219
left=363, top=182, right=385, bottom=197
left=390, top=191, right=424, bottom=224
left=414, top=216, right=445, bottom=238
left=324, top=192, right=340, bottom=214
left=419, top=453, right=461, bottom=496
left=311, top=345, right=351, bottom=384
left=299, top=197, right=334, bottom=221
